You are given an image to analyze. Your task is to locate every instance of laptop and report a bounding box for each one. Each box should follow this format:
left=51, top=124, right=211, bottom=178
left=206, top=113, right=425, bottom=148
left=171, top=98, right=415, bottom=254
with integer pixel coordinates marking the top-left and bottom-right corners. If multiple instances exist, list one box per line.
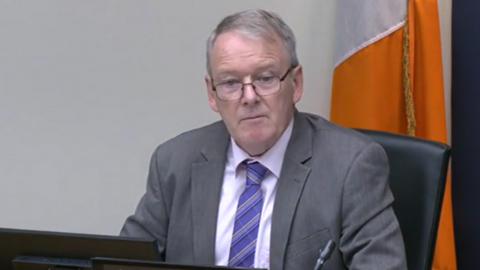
left=91, top=257, right=267, bottom=270
left=0, top=227, right=160, bottom=270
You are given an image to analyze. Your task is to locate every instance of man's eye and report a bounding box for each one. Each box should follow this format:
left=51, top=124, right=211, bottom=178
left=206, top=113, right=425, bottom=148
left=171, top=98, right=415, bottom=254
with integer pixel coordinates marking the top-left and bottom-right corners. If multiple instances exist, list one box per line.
left=223, top=80, right=239, bottom=86
left=258, top=76, right=274, bottom=83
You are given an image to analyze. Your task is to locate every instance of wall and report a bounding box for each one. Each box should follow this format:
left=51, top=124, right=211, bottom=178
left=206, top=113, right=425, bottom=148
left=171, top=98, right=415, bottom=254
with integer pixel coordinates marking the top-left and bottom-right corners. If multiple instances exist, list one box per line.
left=0, top=0, right=451, bottom=235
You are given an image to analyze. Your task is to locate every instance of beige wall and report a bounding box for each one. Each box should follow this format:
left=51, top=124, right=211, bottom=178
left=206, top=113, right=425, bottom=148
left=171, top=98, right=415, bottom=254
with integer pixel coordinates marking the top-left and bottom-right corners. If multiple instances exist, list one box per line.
left=0, top=0, right=451, bottom=234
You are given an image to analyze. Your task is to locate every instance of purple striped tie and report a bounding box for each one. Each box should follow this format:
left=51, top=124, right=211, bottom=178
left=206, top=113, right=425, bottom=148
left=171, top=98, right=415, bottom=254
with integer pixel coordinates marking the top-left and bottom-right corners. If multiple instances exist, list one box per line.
left=228, top=160, right=268, bottom=267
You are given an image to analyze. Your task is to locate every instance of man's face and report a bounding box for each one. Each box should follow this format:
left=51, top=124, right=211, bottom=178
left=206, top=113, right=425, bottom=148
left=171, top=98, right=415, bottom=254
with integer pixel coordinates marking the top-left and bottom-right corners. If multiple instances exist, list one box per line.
left=205, top=31, right=303, bottom=156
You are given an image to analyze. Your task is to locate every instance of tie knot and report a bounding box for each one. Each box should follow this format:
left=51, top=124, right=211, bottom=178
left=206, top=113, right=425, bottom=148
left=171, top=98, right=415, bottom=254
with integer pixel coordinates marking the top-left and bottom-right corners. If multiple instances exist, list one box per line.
left=244, top=160, right=268, bottom=185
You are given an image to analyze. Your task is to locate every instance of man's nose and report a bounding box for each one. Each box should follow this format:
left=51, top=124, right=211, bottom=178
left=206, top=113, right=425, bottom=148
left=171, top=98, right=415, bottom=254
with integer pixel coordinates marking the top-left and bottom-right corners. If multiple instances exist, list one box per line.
left=241, top=83, right=260, bottom=103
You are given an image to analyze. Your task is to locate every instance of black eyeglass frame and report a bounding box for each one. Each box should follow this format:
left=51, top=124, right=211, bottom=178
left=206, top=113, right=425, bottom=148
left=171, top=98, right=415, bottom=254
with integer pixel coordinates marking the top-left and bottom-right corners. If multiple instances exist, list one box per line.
left=211, top=67, right=294, bottom=101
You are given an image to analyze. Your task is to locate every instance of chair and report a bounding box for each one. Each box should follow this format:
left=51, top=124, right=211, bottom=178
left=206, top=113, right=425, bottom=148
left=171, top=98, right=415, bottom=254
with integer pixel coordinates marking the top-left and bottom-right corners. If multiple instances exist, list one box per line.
left=354, top=128, right=451, bottom=270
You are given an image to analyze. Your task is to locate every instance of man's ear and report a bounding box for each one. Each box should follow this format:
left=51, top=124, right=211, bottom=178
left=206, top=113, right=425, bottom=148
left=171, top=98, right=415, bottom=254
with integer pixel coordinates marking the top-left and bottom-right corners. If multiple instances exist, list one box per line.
left=205, top=75, right=219, bottom=112
left=292, top=65, right=304, bottom=104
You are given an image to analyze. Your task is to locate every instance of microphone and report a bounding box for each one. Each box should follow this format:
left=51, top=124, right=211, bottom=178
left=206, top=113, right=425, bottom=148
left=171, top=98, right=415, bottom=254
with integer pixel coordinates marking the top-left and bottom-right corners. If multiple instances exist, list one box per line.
left=313, top=239, right=336, bottom=270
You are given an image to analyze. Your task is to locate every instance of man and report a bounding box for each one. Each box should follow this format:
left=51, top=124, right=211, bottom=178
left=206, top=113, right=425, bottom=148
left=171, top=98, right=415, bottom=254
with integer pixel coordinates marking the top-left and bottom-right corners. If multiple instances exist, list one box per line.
left=120, top=9, right=407, bottom=270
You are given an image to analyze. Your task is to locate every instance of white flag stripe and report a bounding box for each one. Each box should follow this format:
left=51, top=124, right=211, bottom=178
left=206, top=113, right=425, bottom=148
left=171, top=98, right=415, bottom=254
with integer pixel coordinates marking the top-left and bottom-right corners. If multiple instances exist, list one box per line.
left=334, top=0, right=407, bottom=68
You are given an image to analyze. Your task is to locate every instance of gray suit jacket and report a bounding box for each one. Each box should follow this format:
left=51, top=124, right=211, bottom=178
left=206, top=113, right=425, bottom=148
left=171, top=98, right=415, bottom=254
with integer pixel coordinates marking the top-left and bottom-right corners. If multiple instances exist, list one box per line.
left=120, top=111, right=407, bottom=270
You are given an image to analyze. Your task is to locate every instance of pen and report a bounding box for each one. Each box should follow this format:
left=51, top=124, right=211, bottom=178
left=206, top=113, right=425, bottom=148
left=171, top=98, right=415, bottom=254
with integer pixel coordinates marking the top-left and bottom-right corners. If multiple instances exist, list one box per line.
left=313, top=239, right=336, bottom=270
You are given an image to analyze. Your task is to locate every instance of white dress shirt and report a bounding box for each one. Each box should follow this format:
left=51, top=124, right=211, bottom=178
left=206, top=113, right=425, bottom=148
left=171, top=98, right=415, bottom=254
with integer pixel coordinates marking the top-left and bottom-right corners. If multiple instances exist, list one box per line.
left=215, top=119, right=294, bottom=269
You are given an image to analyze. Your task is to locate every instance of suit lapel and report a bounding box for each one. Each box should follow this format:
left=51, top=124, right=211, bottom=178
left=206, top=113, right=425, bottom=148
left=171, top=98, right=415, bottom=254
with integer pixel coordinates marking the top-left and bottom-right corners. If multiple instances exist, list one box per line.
left=191, top=160, right=225, bottom=264
left=270, top=112, right=313, bottom=270
left=190, top=122, right=230, bottom=265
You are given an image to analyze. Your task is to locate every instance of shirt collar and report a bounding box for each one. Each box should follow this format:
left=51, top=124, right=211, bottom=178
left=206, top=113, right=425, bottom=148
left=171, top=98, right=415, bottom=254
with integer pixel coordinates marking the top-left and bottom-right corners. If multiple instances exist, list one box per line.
left=230, top=117, right=294, bottom=178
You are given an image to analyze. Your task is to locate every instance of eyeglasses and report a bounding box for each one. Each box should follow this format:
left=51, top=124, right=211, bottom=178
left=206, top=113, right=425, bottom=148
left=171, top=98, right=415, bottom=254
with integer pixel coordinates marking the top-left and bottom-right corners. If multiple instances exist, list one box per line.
left=211, top=68, right=292, bottom=101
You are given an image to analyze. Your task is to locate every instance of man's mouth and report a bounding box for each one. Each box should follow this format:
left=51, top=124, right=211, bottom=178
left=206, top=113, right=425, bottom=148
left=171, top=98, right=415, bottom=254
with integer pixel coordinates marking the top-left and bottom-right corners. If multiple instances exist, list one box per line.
left=243, top=115, right=264, bottom=120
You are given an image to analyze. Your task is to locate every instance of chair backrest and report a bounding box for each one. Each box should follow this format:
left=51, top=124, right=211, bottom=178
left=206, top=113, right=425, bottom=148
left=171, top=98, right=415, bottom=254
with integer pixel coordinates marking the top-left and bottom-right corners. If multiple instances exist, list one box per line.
left=354, top=128, right=451, bottom=270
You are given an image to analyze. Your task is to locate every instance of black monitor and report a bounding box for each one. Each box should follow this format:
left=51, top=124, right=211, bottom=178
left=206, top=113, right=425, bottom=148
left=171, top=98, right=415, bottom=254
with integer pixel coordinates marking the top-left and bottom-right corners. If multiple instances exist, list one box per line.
left=91, top=257, right=266, bottom=270
left=0, top=227, right=161, bottom=270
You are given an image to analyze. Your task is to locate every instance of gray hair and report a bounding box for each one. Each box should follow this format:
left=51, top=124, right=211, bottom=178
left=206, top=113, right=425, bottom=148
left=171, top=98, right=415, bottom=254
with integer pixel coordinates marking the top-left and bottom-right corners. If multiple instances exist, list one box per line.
left=206, top=9, right=299, bottom=75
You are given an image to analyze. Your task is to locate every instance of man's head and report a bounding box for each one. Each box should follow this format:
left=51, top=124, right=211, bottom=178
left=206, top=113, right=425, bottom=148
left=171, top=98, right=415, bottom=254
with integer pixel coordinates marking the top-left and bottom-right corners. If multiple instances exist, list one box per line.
left=205, top=9, right=304, bottom=157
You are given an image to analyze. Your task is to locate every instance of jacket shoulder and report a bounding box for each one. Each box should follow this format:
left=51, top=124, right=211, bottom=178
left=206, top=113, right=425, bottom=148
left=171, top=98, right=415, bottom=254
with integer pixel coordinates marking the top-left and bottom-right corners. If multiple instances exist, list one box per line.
left=301, top=112, right=377, bottom=147
left=151, top=120, right=227, bottom=164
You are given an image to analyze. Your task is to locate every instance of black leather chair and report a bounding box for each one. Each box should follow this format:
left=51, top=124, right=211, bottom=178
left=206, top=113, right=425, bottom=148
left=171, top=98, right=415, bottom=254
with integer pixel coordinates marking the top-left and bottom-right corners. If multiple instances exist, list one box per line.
left=355, top=128, right=451, bottom=270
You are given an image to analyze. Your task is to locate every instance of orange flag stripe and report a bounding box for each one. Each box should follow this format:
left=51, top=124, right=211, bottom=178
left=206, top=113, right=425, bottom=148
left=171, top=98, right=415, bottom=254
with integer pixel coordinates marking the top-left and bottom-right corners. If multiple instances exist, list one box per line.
left=330, top=27, right=407, bottom=133
left=409, top=1, right=456, bottom=270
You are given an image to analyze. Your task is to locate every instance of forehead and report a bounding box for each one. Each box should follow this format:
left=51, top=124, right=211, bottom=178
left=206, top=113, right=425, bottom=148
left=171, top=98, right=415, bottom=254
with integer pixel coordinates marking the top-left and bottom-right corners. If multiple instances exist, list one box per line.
left=209, top=31, right=287, bottom=73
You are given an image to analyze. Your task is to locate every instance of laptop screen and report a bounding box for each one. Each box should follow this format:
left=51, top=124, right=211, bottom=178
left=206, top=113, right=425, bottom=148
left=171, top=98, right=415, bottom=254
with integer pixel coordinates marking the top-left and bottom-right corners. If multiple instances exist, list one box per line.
left=92, top=257, right=267, bottom=270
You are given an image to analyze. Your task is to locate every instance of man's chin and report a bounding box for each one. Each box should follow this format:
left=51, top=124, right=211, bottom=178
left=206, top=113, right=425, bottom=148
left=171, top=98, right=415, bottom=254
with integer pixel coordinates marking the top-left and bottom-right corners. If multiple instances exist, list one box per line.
left=236, top=132, right=275, bottom=155
left=243, top=128, right=270, bottom=141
